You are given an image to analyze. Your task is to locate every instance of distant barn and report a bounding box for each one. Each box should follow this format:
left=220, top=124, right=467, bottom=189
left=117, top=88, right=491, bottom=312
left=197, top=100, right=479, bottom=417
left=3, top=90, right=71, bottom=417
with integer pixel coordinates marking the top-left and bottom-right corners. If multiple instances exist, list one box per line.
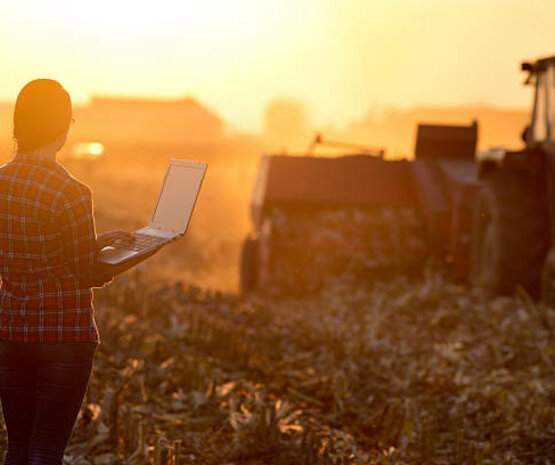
left=73, top=96, right=223, bottom=145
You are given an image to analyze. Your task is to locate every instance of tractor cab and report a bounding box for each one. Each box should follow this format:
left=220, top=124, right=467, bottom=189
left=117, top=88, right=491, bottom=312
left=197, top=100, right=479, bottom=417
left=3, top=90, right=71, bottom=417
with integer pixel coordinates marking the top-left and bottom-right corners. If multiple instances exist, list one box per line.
left=473, top=54, right=555, bottom=299
left=524, top=56, right=555, bottom=146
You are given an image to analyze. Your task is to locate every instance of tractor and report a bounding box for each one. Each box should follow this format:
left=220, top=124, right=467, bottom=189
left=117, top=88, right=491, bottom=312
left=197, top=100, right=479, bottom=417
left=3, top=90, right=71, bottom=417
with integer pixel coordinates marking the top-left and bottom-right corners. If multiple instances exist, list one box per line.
left=473, top=54, right=555, bottom=300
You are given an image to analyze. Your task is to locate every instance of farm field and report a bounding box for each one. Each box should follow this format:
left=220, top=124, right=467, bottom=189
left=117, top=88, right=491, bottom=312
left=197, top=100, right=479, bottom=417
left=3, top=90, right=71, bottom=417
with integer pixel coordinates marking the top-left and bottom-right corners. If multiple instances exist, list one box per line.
left=10, top=271, right=553, bottom=464
left=0, top=149, right=554, bottom=464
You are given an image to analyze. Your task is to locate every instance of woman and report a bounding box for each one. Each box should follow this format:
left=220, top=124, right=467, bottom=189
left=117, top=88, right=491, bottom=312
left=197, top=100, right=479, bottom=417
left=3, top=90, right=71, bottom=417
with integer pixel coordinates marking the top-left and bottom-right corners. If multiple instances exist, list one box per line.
left=0, top=79, right=133, bottom=464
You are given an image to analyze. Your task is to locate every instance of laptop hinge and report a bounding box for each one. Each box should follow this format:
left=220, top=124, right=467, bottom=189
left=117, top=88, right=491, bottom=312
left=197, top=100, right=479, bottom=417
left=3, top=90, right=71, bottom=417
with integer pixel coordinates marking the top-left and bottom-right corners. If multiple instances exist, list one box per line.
left=136, top=227, right=179, bottom=239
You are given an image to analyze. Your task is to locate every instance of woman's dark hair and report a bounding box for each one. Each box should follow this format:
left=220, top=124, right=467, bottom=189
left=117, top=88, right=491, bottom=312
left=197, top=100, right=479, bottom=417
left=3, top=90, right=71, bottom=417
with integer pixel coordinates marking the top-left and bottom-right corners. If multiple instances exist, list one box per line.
left=13, top=79, right=72, bottom=152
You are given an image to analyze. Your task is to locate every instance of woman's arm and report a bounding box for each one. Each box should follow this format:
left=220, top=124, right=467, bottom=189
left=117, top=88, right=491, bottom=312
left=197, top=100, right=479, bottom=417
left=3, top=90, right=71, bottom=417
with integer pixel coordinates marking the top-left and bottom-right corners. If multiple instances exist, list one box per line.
left=59, top=185, right=133, bottom=288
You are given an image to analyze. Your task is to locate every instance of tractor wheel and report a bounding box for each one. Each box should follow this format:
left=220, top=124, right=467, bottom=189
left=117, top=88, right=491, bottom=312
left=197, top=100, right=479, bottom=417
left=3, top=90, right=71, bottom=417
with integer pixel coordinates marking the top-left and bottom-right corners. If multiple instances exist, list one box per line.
left=240, top=236, right=259, bottom=296
left=471, top=169, right=548, bottom=298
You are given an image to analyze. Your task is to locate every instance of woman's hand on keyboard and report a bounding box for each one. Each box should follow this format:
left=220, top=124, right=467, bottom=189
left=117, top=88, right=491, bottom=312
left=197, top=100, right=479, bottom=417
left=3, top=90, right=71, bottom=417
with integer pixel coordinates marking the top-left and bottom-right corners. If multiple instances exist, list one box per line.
left=97, top=230, right=135, bottom=250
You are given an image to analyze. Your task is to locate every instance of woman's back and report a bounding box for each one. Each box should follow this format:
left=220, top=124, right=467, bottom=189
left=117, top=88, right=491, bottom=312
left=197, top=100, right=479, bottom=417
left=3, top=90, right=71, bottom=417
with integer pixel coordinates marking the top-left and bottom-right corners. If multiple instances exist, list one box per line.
left=0, top=151, right=99, bottom=343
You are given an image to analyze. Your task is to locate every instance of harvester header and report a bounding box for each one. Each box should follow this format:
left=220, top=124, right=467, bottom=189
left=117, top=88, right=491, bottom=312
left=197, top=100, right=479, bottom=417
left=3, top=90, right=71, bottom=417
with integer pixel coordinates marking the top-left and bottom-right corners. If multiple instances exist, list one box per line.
left=243, top=121, right=481, bottom=294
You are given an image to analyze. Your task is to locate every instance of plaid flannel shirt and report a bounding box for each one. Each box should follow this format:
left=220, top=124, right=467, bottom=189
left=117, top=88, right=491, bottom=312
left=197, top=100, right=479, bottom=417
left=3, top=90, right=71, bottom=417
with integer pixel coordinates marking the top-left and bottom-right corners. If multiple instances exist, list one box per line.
left=0, top=152, right=103, bottom=342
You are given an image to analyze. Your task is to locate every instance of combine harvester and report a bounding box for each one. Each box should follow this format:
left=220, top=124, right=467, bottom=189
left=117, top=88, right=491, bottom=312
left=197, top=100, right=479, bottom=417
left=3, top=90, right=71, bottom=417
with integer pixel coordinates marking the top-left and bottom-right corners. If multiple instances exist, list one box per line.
left=242, top=54, right=555, bottom=300
left=241, top=121, right=481, bottom=295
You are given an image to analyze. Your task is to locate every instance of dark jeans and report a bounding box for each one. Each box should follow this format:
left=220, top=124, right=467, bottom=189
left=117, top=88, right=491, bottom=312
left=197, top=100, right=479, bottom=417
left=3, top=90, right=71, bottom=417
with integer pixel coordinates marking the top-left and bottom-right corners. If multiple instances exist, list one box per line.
left=0, top=340, right=98, bottom=465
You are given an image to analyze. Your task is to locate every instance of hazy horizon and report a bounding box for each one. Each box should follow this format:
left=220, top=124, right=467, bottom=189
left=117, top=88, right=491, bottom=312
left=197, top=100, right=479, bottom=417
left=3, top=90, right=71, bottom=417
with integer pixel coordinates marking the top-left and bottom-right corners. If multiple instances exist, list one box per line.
left=0, top=94, right=531, bottom=159
left=0, top=93, right=533, bottom=133
left=0, top=0, right=552, bottom=131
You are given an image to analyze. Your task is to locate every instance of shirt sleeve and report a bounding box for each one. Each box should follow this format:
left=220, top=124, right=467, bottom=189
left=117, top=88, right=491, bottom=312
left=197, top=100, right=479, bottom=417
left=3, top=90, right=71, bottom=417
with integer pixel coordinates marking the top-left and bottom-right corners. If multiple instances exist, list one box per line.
left=59, top=184, right=108, bottom=288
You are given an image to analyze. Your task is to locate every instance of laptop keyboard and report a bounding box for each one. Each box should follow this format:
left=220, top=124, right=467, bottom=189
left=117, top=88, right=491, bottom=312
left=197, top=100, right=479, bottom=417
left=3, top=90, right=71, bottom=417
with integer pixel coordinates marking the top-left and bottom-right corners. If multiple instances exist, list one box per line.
left=115, top=233, right=169, bottom=252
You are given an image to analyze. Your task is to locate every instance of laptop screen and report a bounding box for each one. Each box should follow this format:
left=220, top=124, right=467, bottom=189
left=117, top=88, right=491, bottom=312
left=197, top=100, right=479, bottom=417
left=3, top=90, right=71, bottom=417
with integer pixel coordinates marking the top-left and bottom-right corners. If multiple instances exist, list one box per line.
left=149, top=160, right=207, bottom=233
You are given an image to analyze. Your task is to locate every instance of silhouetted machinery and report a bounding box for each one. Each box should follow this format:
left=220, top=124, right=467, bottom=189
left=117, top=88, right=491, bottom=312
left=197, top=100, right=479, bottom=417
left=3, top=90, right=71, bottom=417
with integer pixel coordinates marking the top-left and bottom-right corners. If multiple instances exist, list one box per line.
left=242, top=54, right=555, bottom=300
left=473, top=54, right=555, bottom=300
left=241, top=121, right=481, bottom=295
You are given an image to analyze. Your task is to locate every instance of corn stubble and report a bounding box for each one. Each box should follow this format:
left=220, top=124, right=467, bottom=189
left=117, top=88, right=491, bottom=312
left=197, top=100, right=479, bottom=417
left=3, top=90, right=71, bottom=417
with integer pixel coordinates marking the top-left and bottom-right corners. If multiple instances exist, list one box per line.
left=1, top=265, right=553, bottom=463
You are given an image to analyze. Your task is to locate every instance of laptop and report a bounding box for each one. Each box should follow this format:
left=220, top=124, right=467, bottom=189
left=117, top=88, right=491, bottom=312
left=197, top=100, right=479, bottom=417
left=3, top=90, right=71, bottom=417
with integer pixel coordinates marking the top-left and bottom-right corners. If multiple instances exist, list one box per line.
left=99, top=159, right=207, bottom=266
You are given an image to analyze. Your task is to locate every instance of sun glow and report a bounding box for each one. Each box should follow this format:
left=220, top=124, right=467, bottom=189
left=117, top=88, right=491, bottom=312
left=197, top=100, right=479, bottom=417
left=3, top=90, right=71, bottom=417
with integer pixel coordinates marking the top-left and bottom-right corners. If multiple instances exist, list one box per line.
left=71, top=142, right=104, bottom=160
left=0, top=0, right=554, bottom=131
left=51, top=0, right=176, bottom=35
left=49, top=0, right=280, bottom=43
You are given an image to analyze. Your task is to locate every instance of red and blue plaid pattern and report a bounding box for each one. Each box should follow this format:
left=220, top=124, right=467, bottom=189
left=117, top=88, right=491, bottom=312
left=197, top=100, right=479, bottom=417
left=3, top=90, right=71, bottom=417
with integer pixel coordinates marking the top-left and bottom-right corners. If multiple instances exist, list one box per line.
left=0, top=152, right=101, bottom=342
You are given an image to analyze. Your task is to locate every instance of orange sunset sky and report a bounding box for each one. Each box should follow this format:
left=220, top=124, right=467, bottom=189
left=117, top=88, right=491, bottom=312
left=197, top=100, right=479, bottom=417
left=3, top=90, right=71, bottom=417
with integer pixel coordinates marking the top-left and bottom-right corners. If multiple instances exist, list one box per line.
left=0, top=0, right=553, bottom=131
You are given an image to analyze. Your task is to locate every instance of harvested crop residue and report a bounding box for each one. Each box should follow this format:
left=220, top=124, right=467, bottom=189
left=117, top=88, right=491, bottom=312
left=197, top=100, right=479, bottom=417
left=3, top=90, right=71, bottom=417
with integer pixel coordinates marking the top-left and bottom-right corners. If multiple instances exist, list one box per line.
left=2, top=271, right=553, bottom=464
